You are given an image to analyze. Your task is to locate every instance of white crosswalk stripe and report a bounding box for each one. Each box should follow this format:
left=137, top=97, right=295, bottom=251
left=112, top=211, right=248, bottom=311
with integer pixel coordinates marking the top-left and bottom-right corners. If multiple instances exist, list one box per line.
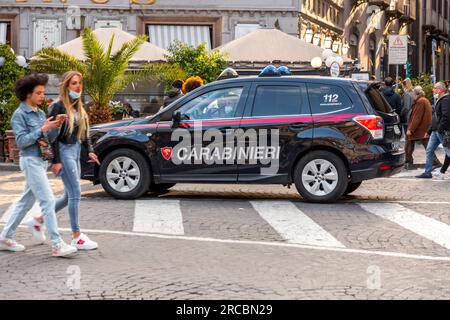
left=250, top=200, right=345, bottom=248
left=1, top=202, right=41, bottom=224
left=133, top=199, right=184, bottom=235
left=359, top=203, right=450, bottom=251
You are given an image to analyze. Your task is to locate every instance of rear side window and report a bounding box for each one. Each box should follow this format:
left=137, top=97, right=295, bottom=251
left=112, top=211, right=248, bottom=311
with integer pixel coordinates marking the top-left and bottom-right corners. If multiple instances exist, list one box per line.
left=364, top=86, right=393, bottom=113
left=307, top=83, right=355, bottom=115
left=252, top=86, right=304, bottom=117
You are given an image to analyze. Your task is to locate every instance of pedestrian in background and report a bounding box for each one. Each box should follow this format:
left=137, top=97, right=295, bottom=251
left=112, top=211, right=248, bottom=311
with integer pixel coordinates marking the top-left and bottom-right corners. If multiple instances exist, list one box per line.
left=163, top=79, right=184, bottom=108
left=416, top=81, right=450, bottom=178
left=381, top=77, right=403, bottom=116
left=401, top=78, right=414, bottom=135
left=405, top=86, right=440, bottom=170
left=182, top=76, right=204, bottom=94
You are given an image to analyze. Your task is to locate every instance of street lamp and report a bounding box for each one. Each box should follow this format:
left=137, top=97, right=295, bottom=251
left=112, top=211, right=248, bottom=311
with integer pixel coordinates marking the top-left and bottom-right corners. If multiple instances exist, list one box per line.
left=324, top=33, right=332, bottom=49
left=311, top=56, right=323, bottom=69
left=304, top=23, right=313, bottom=43
left=332, top=40, right=340, bottom=53
left=342, top=42, right=349, bottom=56
left=313, top=33, right=321, bottom=46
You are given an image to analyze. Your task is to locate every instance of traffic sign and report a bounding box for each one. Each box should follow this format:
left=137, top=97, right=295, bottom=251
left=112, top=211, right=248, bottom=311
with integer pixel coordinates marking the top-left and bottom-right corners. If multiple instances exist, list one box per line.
left=388, top=35, right=408, bottom=65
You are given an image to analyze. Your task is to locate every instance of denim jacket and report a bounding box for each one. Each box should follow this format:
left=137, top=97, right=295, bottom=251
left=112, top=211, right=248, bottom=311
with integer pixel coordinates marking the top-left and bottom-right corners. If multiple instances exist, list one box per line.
left=10, top=102, right=47, bottom=158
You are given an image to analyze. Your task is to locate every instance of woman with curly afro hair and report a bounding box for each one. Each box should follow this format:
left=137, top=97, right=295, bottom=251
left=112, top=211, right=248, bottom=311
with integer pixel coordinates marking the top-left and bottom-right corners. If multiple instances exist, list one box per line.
left=182, top=76, right=204, bottom=94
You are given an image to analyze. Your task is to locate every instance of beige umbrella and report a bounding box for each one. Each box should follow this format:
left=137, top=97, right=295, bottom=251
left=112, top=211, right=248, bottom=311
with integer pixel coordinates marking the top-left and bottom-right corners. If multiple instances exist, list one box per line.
left=55, top=27, right=167, bottom=62
left=218, top=28, right=352, bottom=64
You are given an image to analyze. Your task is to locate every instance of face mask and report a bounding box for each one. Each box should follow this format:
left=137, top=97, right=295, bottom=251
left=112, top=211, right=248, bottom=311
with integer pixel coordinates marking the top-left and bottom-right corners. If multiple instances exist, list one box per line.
left=69, top=91, right=81, bottom=100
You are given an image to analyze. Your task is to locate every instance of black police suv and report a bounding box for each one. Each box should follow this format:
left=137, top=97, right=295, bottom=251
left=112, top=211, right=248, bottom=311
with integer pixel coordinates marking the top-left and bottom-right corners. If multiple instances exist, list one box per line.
left=81, top=76, right=405, bottom=203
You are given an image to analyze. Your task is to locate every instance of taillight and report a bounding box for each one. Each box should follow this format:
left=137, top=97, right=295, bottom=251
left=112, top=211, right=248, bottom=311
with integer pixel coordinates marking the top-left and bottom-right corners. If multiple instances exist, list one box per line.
left=353, top=115, right=384, bottom=140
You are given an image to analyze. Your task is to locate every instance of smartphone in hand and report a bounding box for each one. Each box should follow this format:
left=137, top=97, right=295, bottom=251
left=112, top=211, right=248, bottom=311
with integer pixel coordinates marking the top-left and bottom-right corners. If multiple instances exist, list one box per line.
left=56, top=114, right=68, bottom=124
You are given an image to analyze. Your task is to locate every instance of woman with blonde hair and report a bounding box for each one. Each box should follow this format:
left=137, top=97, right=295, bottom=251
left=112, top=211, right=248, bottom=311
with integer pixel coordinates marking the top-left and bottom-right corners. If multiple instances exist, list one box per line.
left=27, top=71, right=100, bottom=250
left=401, top=78, right=414, bottom=134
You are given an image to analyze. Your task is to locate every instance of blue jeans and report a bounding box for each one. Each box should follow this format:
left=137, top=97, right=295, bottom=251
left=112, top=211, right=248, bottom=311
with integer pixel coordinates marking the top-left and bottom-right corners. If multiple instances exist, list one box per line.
left=55, top=142, right=81, bottom=233
left=425, top=131, right=450, bottom=174
left=0, top=156, right=61, bottom=243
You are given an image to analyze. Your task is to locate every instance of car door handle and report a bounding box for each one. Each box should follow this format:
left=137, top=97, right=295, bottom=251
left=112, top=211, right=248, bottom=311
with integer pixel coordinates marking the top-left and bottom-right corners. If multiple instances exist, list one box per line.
left=289, top=122, right=309, bottom=130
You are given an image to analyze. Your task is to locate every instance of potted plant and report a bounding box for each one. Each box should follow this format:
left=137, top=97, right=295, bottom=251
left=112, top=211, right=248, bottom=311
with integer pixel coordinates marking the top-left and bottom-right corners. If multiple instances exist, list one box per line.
left=1, top=96, right=20, bottom=163
left=109, top=100, right=129, bottom=121
left=1, top=43, right=27, bottom=163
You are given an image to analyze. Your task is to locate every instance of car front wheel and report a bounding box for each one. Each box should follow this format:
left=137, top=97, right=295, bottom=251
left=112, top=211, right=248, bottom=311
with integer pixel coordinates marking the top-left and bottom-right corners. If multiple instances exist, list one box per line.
left=99, top=148, right=151, bottom=199
left=294, top=150, right=349, bottom=203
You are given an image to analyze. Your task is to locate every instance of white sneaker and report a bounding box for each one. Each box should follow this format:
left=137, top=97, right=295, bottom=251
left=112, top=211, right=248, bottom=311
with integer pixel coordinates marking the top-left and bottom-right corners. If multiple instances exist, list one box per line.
left=25, top=218, right=46, bottom=243
left=433, top=172, right=446, bottom=180
left=71, top=233, right=98, bottom=250
left=51, top=241, right=77, bottom=257
left=0, top=238, right=25, bottom=252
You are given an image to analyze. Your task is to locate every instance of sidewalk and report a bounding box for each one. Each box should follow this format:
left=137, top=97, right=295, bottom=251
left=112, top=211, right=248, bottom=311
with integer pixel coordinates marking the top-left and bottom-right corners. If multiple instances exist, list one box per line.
left=0, top=162, right=20, bottom=171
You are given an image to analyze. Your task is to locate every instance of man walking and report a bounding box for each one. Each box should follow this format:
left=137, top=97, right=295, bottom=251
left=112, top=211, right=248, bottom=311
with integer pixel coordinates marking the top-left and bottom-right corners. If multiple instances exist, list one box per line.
left=381, top=77, right=403, bottom=116
left=416, top=82, right=450, bottom=179
left=405, top=86, right=440, bottom=169
left=163, top=79, right=184, bottom=108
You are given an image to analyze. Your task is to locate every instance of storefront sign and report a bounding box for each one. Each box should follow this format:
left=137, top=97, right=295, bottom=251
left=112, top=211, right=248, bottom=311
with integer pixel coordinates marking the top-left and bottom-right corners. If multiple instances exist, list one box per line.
left=33, top=19, right=61, bottom=53
left=330, top=62, right=340, bottom=77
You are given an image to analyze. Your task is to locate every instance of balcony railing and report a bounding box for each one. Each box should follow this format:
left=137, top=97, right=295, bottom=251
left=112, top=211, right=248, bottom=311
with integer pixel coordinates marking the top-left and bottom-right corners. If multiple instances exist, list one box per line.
left=386, top=0, right=405, bottom=19
left=399, top=1, right=417, bottom=23
left=367, top=0, right=391, bottom=9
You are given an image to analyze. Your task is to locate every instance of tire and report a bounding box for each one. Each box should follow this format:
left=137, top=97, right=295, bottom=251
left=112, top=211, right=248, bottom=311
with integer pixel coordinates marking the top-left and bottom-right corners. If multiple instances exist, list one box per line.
left=344, top=182, right=362, bottom=195
left=99, top=148, right=151, bottom=199
left=148, top=183, right=176, bottom=193
left=293, top=150, right=349, bottom=203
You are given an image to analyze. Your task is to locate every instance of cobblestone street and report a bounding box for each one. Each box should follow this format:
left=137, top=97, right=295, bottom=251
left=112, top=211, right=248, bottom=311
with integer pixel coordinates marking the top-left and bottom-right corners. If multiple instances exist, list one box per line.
left=1, top=149, right=449, bottom=299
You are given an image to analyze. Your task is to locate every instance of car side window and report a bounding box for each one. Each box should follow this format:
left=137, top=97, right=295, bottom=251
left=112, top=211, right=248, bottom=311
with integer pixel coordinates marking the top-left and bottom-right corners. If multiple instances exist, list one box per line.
left=177, top=87, right=243, bottom=120
left=251, top=86, right=304, bottom=117
left=307, top=83, right=354, bottom=115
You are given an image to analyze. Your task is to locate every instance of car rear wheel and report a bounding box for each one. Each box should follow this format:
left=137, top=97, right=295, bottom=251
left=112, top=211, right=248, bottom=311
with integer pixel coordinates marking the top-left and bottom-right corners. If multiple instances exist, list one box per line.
left=99, top=148, right=150, bottom=199
left=294, top=150, right=349, bottom=203
left=344, top=182, right=362, bottom=195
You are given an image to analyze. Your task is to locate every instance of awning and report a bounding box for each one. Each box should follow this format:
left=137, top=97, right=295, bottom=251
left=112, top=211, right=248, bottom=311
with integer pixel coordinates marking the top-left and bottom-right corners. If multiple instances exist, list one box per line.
left=53, top=28, right=168, bottom=62
left=148, top=25, right=211, bottom=50
left=218, top=28, right=352, bottom=64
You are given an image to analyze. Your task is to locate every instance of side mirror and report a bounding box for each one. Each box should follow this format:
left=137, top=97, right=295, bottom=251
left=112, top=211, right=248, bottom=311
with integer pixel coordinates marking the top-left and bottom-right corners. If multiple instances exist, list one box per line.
left=172, top=111, right=182, bottom=126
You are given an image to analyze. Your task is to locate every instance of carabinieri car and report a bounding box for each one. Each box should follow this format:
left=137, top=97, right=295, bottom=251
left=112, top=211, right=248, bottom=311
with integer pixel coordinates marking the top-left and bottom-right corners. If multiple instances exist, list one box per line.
left=81, top=75, right=405, bottom=203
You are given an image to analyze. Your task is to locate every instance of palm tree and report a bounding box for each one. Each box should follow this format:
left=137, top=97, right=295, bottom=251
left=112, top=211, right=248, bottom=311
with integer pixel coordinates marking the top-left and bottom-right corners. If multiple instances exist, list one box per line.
left=29, top=27, right=185, bottom=124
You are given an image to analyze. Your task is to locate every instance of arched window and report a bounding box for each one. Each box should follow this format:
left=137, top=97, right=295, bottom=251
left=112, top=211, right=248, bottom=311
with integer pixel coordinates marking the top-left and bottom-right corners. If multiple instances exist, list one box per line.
left=349, top=30, right=359, bottom=60
left=369, top=33, right=377, bottom=76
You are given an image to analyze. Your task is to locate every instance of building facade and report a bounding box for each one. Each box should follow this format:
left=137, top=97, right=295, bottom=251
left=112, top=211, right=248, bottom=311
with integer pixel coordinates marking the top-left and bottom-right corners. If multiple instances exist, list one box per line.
left=299, top=0, right=450, bottom=81
left=2, top=0, right=449, bottom=81
left=299, top=0, right=345, bottom=56
left=0, top=0, right=300, bottom=58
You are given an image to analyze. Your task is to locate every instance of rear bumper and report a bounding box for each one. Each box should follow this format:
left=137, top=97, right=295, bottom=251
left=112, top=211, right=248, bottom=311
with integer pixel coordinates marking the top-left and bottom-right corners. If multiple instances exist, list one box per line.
left=350, top=150, right=405, bottom=183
